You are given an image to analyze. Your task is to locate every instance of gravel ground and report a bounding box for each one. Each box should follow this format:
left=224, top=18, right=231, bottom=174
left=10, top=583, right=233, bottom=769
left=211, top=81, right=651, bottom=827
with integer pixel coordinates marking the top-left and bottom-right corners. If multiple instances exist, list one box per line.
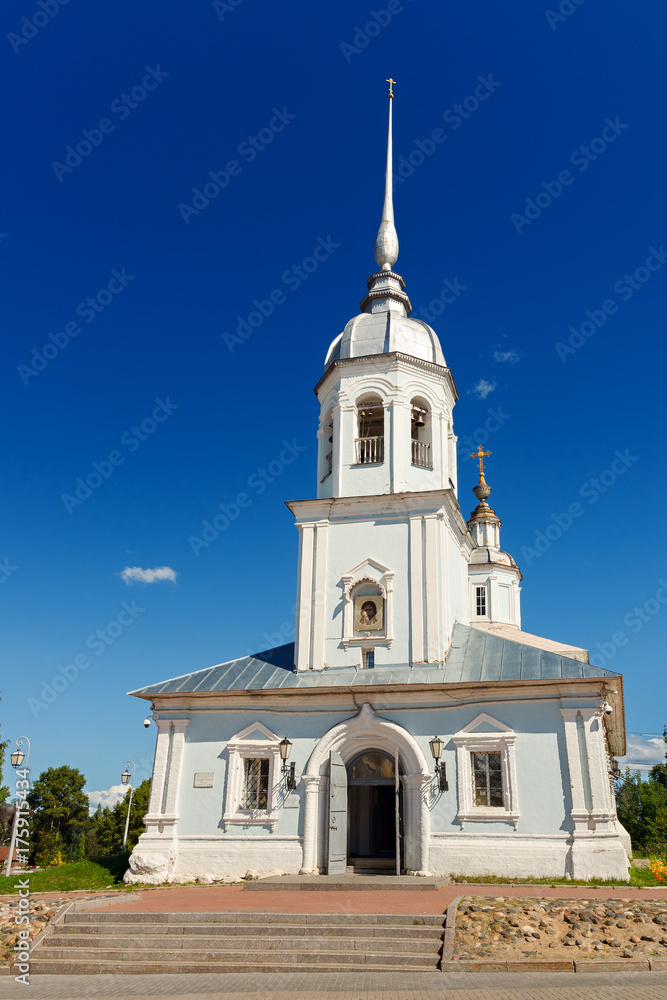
left=0, top=899, right=69, bottom=969
left=453, top=895, right=667, bottom=961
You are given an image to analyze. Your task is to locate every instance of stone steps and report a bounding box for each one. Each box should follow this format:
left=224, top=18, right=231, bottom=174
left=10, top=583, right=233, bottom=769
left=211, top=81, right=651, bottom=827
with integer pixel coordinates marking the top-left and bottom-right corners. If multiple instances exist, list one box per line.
left=24, top=959, right=430, bottom=974
left=57, top=918, right=441, bottom=938
left=47, top=933, right=440, bottom=953
left=243, top=874, right=448, bottom=891
left=36, top=947, right=439, bottom=966
left=60, top=910, right=445, bottom=924
left=26, top=910, right=445, bottom=975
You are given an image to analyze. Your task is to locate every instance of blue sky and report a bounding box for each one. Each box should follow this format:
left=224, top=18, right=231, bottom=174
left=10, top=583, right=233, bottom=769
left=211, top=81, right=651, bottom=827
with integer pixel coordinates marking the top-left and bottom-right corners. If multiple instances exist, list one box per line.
left=1, top=0, right=666, bottom=801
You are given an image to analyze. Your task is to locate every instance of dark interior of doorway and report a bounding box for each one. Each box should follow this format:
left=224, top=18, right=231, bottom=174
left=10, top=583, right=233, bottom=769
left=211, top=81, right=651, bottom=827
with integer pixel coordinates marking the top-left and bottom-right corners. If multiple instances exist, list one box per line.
left=347, top=760, right=401, bottom=875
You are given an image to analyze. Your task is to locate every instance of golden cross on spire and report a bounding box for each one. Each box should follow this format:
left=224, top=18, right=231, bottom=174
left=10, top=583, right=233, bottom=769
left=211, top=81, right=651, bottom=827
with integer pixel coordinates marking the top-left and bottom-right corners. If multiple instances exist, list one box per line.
left=386, top=78, right=396, bottom=99
left=471, top=445, right=491, bottom=476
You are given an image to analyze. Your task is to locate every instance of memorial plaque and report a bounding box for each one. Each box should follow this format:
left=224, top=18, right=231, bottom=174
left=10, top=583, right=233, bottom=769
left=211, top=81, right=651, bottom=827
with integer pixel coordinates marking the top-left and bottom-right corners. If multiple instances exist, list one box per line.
left=193, top=772, right=214, bottom=788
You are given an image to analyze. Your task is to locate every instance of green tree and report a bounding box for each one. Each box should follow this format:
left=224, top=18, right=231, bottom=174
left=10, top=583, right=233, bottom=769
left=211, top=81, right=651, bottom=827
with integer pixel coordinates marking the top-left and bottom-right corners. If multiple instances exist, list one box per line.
left=34, top=830, right=63, bottom=868
left=616, top=769, right=667, bottom=850
left=82, top=805, right=104, bottom=859
left=90, top=780, right=151, bottom=856
left=28, top=765, right=88, bottom=862
left=650, top=727, right=667, bottom=789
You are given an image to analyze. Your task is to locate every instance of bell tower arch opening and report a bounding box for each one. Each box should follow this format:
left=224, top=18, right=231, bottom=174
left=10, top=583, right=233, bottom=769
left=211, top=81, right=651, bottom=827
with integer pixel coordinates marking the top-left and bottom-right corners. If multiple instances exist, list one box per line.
left=410, top=395, right=432, bottom=470
left=355, top=393, right=385, bottom=465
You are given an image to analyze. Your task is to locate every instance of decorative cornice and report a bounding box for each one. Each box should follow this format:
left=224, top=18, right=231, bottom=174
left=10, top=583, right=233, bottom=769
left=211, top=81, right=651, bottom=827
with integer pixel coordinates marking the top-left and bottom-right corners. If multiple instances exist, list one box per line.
left=314, top=352, right=458, bottom=402
left=286, top=488, right=465, bottom=523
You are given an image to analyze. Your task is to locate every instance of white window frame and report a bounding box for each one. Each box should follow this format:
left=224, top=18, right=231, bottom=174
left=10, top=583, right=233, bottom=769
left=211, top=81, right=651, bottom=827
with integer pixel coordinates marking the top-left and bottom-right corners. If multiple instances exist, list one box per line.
left=341, top=558, right=394, bottom=650
left=222, top=722, right=282, bottom=832
left=472, top=583, right=489, bottom=619
left=452, top=713, right=519, bottom=829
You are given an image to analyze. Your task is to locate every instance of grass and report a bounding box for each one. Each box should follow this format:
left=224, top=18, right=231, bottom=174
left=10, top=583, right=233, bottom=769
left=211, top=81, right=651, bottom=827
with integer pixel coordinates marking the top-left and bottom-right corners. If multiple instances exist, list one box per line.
left=450, top=867, right=663, bottom=888
left=0, top=856, right=134, bottom=895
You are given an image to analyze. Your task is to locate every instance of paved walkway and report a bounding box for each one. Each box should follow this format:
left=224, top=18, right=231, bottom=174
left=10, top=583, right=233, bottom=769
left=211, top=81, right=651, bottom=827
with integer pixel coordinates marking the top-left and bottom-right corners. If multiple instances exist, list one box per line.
left=88, top=882, right=667, bottom=914
left=1, top=970, right=667, bottom=999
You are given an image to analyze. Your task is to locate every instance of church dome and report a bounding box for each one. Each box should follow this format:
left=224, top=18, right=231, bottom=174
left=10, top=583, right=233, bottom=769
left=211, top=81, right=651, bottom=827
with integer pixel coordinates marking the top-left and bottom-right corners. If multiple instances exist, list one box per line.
left=469, top=545, right=518, bottom=569
left=325, top=310, right=446, bottom=368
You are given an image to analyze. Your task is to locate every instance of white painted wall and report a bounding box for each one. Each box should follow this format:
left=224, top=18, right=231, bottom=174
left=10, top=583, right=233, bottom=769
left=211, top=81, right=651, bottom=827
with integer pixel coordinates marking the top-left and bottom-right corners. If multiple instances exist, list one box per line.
left=126, top=694, right=629, bottom=884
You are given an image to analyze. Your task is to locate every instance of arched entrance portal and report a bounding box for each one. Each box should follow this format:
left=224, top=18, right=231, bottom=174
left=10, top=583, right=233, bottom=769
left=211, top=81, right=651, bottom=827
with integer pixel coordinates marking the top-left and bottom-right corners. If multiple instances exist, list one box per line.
left=300, top=704, right=433, bottom=877
left=347, top=750, right=400, bottom=874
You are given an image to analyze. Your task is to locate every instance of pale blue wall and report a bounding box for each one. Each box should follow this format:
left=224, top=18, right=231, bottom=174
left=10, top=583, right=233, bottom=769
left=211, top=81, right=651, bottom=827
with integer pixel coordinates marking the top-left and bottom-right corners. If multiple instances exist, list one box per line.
left=172, top=698, right=592, bottom=839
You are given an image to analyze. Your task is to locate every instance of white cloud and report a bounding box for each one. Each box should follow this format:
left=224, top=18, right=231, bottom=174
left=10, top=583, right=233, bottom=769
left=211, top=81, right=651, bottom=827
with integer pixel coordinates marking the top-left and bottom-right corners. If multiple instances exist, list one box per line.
left=87, top=784, right=129, bottom=811
left=615, top=733, right=665, bottom=771
left=471, top=378, right=497, bottom=400
left=494, top=348, right=520, bottom=364
left=121, top=565, right=177, bottom=585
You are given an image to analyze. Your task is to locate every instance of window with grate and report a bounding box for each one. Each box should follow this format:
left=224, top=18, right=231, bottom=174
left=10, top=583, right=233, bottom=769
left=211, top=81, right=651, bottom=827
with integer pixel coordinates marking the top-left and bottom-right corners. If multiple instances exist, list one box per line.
left=471, top=751, right=503, bottom=807
left=241, top=757, right=269, bottom=809
left=475, top=586, right=487, bottom=616
left=362, top=648, right=375, bottom=669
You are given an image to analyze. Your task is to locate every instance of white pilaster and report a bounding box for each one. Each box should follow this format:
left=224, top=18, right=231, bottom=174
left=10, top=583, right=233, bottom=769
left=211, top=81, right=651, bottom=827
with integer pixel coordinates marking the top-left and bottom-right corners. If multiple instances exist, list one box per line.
left=424, top=514, right=440, bottom=662
left=146, top=720, right=172, bottom=819
left=560, top=708, right=587, bottom=815
left=409, top=516, right=424, bottom=663
left=163, top=720, right=189, bottom=818
left=311, top=520, right=329, bottom=669
left=295, top=523, right=315, bottom=670
left=402, top=774, right=432, bottom=875
left=580, top=709, right=612, bottom=815
left=331, top=404, right=344, bottom=497
left=300, top=775, right=321, bottom=873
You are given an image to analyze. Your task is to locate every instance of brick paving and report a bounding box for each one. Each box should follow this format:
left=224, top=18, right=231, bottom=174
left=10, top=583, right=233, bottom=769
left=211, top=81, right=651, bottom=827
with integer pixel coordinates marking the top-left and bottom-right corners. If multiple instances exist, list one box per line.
left=85, top=883, right=667, bottom=915
left=1, top=969, right=667, bottom=999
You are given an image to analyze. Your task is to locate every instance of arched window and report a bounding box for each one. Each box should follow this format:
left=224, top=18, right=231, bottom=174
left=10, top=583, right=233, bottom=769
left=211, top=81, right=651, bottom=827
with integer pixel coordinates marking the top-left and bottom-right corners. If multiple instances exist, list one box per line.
left=348, top=750, right=397, bottom=781
left=321, top=408, right=334, bottom=481
left=352, top=580, right=385, bottom=635
left=410, top=396, right=432, bottom=469
left=355, top=394, right=384, bottom=465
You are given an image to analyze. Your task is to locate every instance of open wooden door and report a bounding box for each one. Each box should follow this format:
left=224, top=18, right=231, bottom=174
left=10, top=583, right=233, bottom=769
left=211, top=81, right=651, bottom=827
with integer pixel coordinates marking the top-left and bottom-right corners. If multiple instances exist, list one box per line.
left=327, top=750, right=347, bottom=875
left=395, top=748, right=401, bottom=875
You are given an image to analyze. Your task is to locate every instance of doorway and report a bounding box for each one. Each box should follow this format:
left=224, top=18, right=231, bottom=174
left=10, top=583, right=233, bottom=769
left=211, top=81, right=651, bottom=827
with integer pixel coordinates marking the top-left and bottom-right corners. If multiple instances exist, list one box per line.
left=347, top=750, right=400, bottom=874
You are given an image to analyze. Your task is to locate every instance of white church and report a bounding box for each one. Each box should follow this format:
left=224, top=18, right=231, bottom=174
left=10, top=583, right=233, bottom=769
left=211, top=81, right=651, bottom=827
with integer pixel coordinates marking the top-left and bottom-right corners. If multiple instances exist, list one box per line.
left=127, top=89, right=630, bottom=884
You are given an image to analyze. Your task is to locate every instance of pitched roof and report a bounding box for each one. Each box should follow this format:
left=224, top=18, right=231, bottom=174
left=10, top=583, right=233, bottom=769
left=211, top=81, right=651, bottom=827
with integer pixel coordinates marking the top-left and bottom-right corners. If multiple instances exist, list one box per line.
left=128, top=624, right=619, bottom=698
left=443, top=624, right=619, bottom=682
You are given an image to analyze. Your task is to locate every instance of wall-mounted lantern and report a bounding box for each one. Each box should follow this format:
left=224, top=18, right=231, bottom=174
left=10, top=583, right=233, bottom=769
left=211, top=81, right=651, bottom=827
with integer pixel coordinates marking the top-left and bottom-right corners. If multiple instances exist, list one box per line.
left=279, top=738, right=297, bottom=792
left=429, top=735, right=448, bottom=792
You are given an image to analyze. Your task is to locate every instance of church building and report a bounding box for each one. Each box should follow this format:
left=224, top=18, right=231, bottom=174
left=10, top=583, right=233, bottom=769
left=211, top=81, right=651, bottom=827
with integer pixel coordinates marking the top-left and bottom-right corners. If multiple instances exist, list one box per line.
left=126, top=88, right=630, bottom=884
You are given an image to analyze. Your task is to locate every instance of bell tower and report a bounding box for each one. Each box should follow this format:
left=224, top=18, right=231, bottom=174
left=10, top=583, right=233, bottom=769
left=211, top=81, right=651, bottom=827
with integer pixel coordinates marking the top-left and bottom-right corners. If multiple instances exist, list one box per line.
left=288, top=83, right=472, bottom=672
left=467, top=449, right=522, bottom=628
left=315, top=86, right=459, bottom=503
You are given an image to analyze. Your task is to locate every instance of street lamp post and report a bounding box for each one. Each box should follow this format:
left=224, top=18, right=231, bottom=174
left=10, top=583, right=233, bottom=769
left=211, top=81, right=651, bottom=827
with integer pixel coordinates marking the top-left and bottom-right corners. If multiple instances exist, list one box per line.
left=5, top=737, right=31, bottom=878
left=120, top=760, right=136, bottom=854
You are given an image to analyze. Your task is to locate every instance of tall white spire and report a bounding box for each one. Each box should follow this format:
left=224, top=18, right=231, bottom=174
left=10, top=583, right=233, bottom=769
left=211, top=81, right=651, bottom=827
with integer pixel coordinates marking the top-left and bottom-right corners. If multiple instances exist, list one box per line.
left=373, top=79, right=399, bottom=271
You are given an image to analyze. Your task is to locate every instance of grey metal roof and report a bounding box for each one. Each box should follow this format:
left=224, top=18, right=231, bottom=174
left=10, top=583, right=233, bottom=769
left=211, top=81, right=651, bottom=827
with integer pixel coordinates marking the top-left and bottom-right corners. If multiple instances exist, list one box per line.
left=128, top=624, right=619, bottom=698
left=443, top=624, right=620, bottom=683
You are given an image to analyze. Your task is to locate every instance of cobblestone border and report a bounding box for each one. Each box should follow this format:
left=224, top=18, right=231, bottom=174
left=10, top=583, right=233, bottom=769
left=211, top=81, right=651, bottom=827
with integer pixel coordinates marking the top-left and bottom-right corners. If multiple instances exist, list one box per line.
left=443, top=895, right=667, bottom=973
left=1, top=900, right=73, bottom=978
left=441, top=958, right=667, bottom=971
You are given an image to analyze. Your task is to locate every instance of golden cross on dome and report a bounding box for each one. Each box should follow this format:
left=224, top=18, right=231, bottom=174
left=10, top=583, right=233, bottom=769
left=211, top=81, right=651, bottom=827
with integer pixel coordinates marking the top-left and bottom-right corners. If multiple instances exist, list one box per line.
left=471, top=445, right=491, bottom=476
left=386, top=78, right=396, bottom=99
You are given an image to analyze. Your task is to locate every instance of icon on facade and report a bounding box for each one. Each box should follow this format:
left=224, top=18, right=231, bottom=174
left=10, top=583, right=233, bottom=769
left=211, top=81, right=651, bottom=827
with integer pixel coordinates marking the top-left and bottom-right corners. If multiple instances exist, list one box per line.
left=354, top=596, right=384, bottom=631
